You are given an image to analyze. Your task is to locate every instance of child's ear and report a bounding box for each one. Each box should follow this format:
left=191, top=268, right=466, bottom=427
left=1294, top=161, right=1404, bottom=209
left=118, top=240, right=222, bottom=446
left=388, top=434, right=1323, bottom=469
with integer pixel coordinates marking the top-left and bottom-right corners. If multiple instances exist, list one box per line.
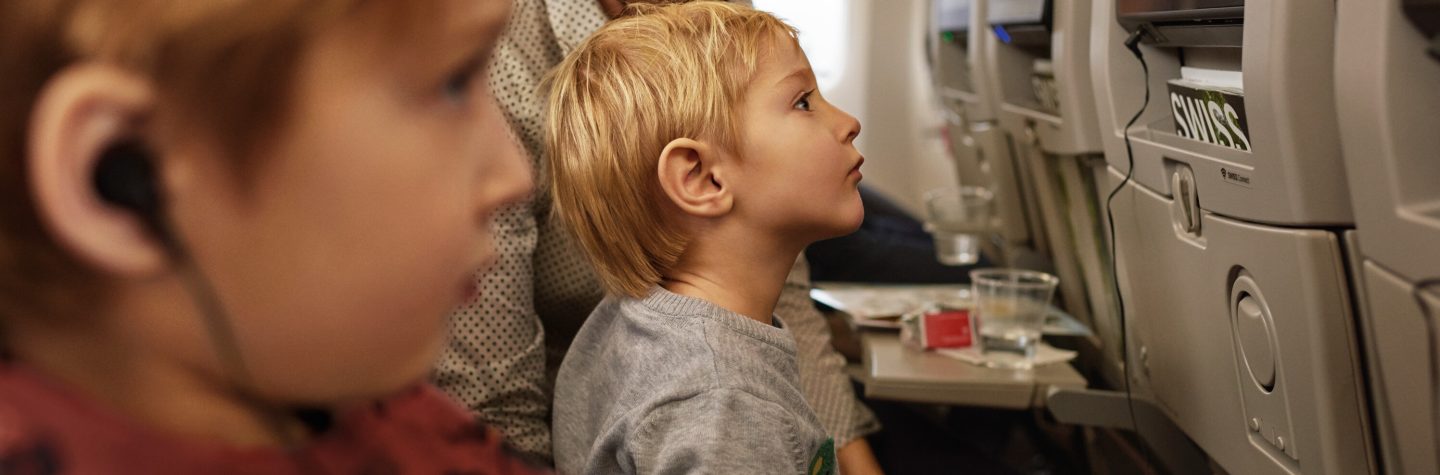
left=28, top=63, right=170, bottom=276
left=656, top=137, right=733, bottom=218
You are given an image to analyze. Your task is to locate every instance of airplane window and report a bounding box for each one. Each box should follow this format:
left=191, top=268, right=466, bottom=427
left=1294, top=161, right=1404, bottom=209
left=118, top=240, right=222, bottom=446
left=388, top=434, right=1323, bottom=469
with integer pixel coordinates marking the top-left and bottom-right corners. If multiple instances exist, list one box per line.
left=752, top=0, right=850, bottom=93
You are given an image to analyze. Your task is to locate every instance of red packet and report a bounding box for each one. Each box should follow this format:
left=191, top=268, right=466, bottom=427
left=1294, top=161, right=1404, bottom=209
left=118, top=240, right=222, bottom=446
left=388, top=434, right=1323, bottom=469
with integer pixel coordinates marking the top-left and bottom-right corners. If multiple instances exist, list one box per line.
left=901, top=308, right=973, bottom=349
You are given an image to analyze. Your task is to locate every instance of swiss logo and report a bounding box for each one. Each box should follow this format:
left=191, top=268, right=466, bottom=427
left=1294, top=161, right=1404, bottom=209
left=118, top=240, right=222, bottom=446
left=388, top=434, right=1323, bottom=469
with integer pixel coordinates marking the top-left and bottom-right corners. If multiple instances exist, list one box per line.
left=1168, top=82, right=1251, bottom=153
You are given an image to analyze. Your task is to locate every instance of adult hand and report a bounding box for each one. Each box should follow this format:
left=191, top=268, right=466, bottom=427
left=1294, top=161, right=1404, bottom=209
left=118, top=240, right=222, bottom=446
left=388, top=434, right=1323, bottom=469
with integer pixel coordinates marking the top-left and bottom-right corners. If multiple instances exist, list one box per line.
left=598, top=0, right=745, bottom=19
left=597, top=0, right=625, bottom=18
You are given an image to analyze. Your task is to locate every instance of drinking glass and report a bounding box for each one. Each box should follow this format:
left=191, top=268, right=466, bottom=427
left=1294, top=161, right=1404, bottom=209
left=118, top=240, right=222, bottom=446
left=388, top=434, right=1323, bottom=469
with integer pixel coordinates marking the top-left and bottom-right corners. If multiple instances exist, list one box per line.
left=924, top=185, right=993, bottom=266
left=970, top=268, right=1059, bottom=369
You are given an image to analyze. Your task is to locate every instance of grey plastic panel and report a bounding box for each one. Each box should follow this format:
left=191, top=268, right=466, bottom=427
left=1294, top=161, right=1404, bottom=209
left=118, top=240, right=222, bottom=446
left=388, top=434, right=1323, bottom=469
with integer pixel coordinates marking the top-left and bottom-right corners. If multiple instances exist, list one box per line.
left=1116, top=0, right=1245, bottom=47
left=936, top=47, right=974, bottom=98
left=1048, top=388, right=1212, bottom=474
left=937, top=0, right=1006, bottom=122
left=1011, top=135, right=1121, bottom=337
left=1356, top=262, right=1440, bottom=475
left=1108, top=170, right=1371, bottom=474
left=934, top=0, right=976, bottom=97
left=973, top=124, right=1035, bottom=245
left=979, top=0, right=1116, bottom=336
left=966, top=0, right=1006, bottom=122
left=989, top=0, right=1048, bottom=26
left=1017, top=138, right=1095, bottom=328
left=988, top=0, right=1104, bottom=155
left=937, top=0, right=973, bottom=32
left=936, top=0, right=1039, bottom=250
left=1089, top=0, right=1352, bottom=225
left=1116, top=0, right=1245, bottom=19
left=1334, top=0, right=1440, bottom=284
left=1055, top=156, right=1117, bottom=342
left=945, top=113, right=987, bottom=185
left=1335, top=3, right=1440, bottom=473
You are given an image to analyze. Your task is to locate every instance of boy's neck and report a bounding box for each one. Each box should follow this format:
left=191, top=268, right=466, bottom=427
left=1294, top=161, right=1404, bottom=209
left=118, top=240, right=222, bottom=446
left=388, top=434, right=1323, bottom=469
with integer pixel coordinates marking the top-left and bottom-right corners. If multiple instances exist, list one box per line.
left=7, top=289, right=308, bottom=448
left=661, top=229, right=806, bottom=325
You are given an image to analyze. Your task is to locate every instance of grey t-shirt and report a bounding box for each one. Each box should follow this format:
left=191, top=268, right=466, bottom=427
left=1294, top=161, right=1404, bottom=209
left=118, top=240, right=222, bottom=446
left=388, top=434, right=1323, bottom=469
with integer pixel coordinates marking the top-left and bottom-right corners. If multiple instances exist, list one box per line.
left=552, top=287, right=834, bottom=474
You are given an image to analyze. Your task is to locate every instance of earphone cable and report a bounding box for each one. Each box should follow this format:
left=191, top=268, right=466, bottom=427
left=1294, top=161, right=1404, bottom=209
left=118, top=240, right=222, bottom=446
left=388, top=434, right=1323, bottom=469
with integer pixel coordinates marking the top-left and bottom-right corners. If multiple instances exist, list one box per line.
left=1105, top=27, right=1151, bottom=459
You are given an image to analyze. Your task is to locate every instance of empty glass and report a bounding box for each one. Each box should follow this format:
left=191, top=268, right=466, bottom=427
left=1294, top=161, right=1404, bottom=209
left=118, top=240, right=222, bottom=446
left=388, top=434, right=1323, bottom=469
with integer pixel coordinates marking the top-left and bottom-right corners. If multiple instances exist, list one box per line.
left=970, top=268, right=1059, bottom=369
left=924, top=185, right=993, bottom=266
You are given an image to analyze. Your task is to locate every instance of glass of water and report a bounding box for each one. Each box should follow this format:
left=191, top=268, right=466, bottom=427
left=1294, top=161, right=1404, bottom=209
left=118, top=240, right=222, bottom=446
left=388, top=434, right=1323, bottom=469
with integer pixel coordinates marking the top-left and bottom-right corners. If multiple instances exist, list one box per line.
left=924, top=185, right=993, bottom=266
left=970, top=268, right=1059, bottom=370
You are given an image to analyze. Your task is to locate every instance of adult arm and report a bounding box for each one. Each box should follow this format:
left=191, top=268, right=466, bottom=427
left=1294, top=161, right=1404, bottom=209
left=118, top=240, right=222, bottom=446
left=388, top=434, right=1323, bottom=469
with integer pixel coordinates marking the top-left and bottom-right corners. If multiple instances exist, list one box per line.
left=778, top=255, right=885, bottom=473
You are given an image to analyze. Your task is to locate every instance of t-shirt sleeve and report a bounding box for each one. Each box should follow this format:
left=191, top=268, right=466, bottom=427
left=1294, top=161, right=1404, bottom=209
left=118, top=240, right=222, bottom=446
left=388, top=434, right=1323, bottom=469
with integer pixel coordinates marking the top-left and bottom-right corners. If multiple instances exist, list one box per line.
left=627, top=389, right=810, bottom=475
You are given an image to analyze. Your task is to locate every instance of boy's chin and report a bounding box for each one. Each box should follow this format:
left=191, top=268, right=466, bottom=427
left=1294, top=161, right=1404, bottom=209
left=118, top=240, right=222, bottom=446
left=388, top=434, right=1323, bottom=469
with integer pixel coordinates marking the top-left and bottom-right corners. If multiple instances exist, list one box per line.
left=274, top=336, right=446, bottom=407
left=813, top=213, right=865, bottom=241
left=841, top=204, right=866, bottom=233
left=839, top=215, right=864, bottom=235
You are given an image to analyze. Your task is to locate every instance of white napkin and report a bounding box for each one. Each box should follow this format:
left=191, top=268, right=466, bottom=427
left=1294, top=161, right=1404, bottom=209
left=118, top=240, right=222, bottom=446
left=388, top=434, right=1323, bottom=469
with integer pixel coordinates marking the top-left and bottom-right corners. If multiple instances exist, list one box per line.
left=935, top=343, right=1077, bottom=368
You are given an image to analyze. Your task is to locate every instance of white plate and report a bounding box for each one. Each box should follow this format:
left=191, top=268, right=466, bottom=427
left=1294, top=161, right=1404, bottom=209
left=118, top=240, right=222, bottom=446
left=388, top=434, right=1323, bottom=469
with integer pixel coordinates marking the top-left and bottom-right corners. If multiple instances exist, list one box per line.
left=810, top=285, right=969, bottom=329
left=810, top=283, right=1091, bottom=336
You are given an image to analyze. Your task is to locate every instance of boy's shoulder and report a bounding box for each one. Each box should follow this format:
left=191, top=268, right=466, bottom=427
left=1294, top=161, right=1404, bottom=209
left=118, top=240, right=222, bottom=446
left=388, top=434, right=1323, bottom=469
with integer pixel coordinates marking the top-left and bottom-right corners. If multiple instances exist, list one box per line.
left=0, top=363, right=142, bottom=475
left=564, top=293, right=720, bottom=385
left=594, top=291, right=798, bottom=369
left=576, top=290, right=804, bottom=400
left=0, top=363, right=89, bottom=473
left=0, top=364, right=552, bottom=475
left=0, top=404, right=61, bottom=475
left=615, top=289, right=796, bottom=348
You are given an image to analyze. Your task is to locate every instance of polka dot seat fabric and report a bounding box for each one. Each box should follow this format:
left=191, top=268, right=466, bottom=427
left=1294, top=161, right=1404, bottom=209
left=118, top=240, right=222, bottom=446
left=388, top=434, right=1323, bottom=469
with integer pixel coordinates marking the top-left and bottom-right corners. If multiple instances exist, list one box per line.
left=431, top=0, right=608, bottom=461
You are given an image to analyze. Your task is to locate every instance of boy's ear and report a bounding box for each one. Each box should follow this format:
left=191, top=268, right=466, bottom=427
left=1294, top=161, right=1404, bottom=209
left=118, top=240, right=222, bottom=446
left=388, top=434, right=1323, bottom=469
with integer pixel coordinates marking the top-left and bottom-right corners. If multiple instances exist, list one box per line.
left=27, top=63, right=170, bottom=277
left=656, top=137, right=733, bottom=218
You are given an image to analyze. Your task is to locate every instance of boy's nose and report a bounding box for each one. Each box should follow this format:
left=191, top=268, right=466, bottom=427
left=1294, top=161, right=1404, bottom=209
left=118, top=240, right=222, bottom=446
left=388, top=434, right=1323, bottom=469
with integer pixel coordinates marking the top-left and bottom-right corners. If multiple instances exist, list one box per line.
left=838, top=109, right=861, bottom=145
left=478, top=98, right=533, bottom=213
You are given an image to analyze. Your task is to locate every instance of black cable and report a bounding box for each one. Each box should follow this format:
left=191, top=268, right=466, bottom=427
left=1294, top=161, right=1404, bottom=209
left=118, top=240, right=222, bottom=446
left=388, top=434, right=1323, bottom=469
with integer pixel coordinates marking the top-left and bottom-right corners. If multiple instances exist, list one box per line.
left=167, top=232, right=336, bottom=473
left=1105, top=28, right=1149, bottom=445
left=92, top=144, right=306, bottom=452
left=131, top=196, right=325, bottom=471
left=153, top=219, right=304, bottom=452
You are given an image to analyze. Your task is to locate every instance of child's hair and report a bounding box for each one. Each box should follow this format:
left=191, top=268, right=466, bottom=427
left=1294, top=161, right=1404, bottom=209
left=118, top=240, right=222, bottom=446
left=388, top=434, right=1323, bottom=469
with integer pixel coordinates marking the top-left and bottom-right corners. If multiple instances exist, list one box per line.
left=0, top=1, right=418, bottom=321
left=544, top=1, right=798, bottom=297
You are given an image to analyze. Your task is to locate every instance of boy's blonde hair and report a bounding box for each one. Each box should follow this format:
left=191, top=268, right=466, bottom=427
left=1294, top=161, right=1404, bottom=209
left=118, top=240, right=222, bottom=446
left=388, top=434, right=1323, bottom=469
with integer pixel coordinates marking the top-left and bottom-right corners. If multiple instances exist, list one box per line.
left=545, top=1, right=798, bottom=297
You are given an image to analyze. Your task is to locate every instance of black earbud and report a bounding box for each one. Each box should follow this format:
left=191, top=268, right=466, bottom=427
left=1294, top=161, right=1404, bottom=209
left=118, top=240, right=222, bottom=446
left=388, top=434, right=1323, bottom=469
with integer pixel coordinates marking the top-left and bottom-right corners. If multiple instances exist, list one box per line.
left=94, top=140, right=170, bottom=244
left=94, top=139, right=261, bottom=403
left=91, top=140, right=281, bottom=444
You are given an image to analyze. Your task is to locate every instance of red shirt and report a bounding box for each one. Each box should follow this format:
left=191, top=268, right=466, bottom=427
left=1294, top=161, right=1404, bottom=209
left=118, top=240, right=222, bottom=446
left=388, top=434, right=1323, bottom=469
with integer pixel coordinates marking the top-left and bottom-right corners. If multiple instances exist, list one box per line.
left=0, top=363, right=552, bottom=474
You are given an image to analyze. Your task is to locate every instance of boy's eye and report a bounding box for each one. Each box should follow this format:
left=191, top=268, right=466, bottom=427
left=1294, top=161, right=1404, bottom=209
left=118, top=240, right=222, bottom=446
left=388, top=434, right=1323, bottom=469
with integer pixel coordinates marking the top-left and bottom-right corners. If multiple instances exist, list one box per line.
left=794, top=90, right=815, bottom=111
left=443, top=60, right=484, bottom=104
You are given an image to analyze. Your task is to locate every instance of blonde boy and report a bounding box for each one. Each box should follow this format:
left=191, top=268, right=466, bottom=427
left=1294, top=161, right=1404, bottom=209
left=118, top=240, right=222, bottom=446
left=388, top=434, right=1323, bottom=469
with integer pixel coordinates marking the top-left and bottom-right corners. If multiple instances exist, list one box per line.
left=546, top=3, right=865, bottom=473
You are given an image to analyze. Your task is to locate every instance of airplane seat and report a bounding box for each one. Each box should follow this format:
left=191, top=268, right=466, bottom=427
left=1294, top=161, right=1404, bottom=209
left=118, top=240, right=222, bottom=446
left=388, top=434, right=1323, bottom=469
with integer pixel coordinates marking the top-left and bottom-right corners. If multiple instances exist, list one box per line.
left=1335, top=0, right=1440, bottom=473
left=1073, top=0, right=1374, bottom=473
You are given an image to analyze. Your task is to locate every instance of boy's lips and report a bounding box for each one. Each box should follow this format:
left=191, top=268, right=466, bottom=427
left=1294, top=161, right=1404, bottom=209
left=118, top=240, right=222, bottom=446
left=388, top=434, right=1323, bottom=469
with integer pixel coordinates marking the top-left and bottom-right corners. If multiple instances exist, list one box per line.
left=459, top=276, right=479, bottom=303
left=849, top=156, right=865, bottom=179
left=459, top=254, right=494, bottom=304
left=460, top=238, right=499, bottom=303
